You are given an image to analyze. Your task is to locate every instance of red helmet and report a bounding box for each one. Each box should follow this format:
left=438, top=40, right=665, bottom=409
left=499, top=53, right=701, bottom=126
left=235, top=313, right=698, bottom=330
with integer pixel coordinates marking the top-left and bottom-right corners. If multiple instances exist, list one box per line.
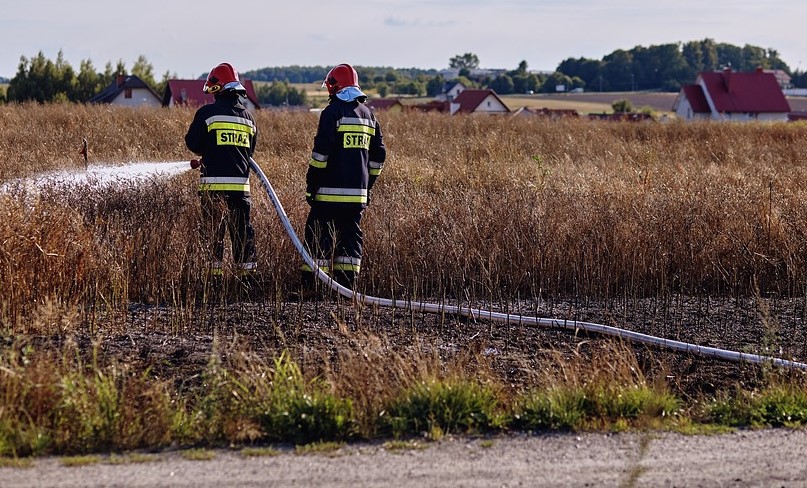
left=204, top=62, right=246, bottom=95
left=323, top=63, right=361, bottom=96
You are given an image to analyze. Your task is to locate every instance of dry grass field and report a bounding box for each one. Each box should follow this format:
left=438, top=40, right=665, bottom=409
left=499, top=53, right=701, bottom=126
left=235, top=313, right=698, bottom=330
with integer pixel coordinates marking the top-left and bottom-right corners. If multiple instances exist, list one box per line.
left=503, top=91, right=680, bottom=115
left=2, top=103, right=807, bottom=455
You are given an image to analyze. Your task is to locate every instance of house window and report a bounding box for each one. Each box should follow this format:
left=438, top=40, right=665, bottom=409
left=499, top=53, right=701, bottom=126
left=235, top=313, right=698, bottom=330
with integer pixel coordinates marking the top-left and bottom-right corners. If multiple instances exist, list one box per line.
left=125, top=88, right=132, bottom=99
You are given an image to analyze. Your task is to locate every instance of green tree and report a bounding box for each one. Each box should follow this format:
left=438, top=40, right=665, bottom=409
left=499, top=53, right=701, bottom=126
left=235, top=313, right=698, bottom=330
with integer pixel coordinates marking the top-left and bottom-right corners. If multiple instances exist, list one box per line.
left=612, top=99, right=633, bottom=113
left=393, top=80, right=425, bottom=96
left=449, top=53, right=480, bottom=70
left=131, top=55, right=162, bottom=93
left=490, top=74, right=514, bottom=94
left=792, top=69, right=807, bottom=88
left=600, top=49, right=634, bottom=91
left=557, top=57, right=604, bottom=91
left=454, top=75, right=477, bottom=89
left=426, top=74, right=445, bottom=97
left=256, top=80, right=308, bottom=107
left=8, top=51, right=56, bottom=102
left=539, top=72, right=572, bottom=93
left=517, top=60, right=528, bottom=73
left=570, top=76, right=585, bottom=90
left=74, top=59, right=103, bottom=101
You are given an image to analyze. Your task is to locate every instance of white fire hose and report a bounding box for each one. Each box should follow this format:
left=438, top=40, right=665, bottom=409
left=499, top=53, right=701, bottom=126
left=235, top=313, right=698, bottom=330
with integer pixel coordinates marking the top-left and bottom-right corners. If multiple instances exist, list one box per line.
left=249, top=158, right=807, bottom=371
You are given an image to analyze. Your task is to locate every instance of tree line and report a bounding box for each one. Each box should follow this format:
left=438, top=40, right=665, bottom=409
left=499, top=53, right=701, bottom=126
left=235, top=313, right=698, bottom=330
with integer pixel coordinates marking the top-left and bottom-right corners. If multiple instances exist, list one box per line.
left=2, top=39, right=805, bottom=105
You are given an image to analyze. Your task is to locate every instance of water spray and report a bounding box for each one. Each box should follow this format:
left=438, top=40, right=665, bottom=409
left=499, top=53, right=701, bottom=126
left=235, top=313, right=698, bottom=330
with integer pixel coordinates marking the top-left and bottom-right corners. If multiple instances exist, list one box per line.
left=247, top=158, right=807, bottom=371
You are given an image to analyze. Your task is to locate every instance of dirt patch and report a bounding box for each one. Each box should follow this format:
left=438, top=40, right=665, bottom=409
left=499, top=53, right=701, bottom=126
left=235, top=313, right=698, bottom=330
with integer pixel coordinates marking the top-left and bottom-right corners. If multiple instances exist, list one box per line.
left=33, top=293, right=807, bottom=400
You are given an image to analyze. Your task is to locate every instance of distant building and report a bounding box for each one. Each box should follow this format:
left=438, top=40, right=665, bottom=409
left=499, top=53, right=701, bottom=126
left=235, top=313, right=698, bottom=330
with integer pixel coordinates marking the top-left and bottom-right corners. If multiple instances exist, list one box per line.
left=672, top=67, right=790, bottom=122
left=450, top=89, right=510, bottom=115
left=366, top=98, right=404, bottom=112
left=162, top=79, right=261, bottom=110
left=435, top=81, right=467, bottom=102
left=765, top=69, right=792, bottom=89
left=89, top=74, right=162, bottom=107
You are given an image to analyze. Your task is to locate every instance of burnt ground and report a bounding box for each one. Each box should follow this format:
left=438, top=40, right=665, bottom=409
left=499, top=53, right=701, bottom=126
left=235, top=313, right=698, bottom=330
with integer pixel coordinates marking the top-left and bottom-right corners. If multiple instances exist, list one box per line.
left=43, top=291, right=807, bottom=403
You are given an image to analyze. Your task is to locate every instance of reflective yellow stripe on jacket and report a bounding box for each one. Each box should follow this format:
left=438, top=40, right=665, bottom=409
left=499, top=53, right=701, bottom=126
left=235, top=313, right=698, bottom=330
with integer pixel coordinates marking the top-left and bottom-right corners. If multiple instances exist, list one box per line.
left=199, top=176, right=250, bottom=192
left=333, top=256, right=361, bottom=272
left=312, top=187, right=368, bottom=204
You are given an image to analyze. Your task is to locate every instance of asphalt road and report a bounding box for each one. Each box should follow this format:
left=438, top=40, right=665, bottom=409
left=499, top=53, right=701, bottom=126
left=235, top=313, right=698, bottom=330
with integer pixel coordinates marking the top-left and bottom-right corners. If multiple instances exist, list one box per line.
left=2, top=429, right=806, bottom=487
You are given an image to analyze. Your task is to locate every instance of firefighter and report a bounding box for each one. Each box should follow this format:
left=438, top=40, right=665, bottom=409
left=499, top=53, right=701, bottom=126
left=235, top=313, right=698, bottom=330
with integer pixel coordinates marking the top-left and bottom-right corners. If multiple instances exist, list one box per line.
left=185, top=62, right=258, bottom=287
left=300, top=63, right=386, bottom=295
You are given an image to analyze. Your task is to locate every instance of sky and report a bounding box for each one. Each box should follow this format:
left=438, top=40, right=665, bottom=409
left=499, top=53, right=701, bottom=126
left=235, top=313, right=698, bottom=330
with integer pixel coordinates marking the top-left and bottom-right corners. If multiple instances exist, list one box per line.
left=2, top=0, right=806, bottom=80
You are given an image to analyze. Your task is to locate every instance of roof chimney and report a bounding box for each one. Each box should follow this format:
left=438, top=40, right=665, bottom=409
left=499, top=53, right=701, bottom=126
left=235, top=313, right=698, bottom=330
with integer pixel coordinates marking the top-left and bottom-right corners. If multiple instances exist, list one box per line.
left=116, top=74, right=125, bottom=87
left=722, top=67, right=732, bottom=91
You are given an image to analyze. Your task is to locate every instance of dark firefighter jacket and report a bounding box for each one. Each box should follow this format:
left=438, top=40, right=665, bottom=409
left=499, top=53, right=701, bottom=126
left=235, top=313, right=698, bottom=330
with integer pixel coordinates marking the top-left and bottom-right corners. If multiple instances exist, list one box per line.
left=306, top=98, right=386, bottom=209
left=185, top=94, right=257, bottom=194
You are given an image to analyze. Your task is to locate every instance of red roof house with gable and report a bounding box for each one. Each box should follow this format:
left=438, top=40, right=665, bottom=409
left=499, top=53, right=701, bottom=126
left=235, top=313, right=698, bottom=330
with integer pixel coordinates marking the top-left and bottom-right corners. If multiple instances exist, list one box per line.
left=672, top=67, right=790, bottom=122
left=162, top=79, right=261, bottom=110
left=449, top=89, right=510, bottom=115
left=89, top=74, right=162, bottom=106
left=366, top=98, right=405, bottom=112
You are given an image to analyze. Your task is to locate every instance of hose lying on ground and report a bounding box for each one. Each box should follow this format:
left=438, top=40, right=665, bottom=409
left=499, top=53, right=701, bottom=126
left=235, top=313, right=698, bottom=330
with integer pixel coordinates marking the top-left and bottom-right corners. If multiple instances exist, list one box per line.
left=249, top=158, right=807, bottom=371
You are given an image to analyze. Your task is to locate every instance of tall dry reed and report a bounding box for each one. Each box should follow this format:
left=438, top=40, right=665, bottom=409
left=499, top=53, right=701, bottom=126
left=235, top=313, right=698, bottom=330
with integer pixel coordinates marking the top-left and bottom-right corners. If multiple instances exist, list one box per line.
left=2, top=104, right=807, bottom=329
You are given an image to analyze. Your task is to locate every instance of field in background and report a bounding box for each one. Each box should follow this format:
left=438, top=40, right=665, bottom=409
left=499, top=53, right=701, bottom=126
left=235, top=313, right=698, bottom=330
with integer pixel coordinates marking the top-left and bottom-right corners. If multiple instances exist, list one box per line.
left=263, top=83, right=807, bottom=115
left=506, top=91, right=678, bottom=115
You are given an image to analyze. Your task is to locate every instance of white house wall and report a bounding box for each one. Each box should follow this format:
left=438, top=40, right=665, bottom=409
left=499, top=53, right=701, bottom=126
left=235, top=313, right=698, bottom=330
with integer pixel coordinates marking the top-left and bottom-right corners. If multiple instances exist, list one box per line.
left=478, top=95, right=509, bottom=113
left=674, top=97, right=693, bottom=120
left=709, top=112, right=788, bottom=122
left=112, top=88, right=162, bottom=107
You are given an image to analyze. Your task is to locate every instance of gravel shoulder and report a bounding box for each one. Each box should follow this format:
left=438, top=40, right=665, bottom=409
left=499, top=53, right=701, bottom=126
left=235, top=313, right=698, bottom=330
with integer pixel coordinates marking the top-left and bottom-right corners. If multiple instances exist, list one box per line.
left=3, top=429, right=807, bottom=488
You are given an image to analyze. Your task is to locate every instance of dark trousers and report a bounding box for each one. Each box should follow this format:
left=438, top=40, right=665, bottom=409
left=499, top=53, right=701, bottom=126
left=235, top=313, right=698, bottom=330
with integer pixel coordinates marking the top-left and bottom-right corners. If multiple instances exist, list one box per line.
left=302, top=205, right=363, bottom=288
left=201, top=192, right=257, bottom=275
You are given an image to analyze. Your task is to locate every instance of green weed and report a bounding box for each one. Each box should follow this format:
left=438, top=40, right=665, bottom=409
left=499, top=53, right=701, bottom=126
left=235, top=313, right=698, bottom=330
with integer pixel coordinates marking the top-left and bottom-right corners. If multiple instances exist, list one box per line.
left=381, top=378, right=504, bottom=438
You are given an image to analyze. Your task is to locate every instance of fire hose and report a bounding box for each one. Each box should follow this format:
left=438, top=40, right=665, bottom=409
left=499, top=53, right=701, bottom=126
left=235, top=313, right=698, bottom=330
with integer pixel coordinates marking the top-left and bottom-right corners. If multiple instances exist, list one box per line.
left=247, top=157, right=807, bottom=371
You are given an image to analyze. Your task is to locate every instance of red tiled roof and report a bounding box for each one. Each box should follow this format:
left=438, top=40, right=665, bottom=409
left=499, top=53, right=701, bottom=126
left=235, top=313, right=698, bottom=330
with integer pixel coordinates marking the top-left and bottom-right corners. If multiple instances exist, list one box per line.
left=411, top=100, right=450, bottom=113
left=699, top=69, right=790, bottom=113
left=162, top=79, right=261, bottom=109
left=680, top=84, right=711, bottom=113
left=452, top=89, right=509, bottom=114
left=366, top=98, right=403, bottom=110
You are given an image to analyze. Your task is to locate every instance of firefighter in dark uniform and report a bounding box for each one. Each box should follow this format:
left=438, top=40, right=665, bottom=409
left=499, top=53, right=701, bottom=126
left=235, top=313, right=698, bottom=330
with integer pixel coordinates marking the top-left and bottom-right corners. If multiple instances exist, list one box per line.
left=301, top=63, right=386, bottom=293
left=185, top=62, right=258, bottom=284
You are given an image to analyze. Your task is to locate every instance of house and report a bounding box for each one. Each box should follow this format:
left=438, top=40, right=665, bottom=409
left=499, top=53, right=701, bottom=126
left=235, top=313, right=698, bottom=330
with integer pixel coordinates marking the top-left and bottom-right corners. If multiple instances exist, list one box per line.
left=89, top=74, right=162, bottom=107
left=765, top=69, right=792, bottom=89
left=366, top=98, right=404, bottom=112
left=162, top=79, right=261, bottom=110
left=672, top=67, right=791, bottom=122
left=435, top=81, right=467, bottom=102
left=450, top=89, right=510, bottom=115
